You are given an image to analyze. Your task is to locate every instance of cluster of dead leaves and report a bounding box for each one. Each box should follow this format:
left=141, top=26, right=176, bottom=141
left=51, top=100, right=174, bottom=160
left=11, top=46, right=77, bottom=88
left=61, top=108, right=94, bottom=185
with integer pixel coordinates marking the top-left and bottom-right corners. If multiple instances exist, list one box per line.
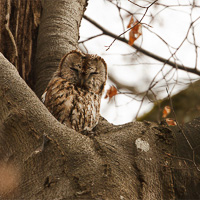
left=104, top=85, right=118, bottom=102
left=127, top=16, right=142, bottom=46
left=162, top=106, right=177, bottom=126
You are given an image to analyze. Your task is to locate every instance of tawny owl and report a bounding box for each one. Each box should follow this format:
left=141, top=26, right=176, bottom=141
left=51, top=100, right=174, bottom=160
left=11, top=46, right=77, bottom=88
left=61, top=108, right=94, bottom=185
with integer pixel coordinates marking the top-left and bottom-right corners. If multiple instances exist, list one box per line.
left=41, top=50, right=107, bottom=132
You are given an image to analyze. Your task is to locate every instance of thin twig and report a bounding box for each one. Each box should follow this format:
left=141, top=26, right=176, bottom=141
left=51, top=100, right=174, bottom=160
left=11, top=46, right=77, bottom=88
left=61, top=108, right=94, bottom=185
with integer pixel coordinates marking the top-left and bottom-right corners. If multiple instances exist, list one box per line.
left=105, top=0, right=158, bottom=50
left=79, top=33, right=104, bottom=43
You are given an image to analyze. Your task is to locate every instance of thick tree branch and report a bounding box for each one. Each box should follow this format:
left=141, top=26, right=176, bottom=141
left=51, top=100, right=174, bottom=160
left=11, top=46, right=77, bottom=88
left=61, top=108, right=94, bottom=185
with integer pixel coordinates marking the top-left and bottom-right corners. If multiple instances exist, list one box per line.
left=34, top=0, right=88, bottom=97
left=1, top=54, right=200, bottom=199
left=0, top=53, right=102, bottom=198
left=0, top=53, right=93, bottom=155
left=83, top=15, right=200, bottom=76
left=0, top=53, right=163, bottom=199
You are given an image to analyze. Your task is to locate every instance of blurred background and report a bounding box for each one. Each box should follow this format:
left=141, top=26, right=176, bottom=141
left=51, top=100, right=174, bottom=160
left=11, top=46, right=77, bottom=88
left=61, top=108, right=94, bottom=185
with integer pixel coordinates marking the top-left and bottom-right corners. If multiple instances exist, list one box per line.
left=79, top=0, right=200, bottom=125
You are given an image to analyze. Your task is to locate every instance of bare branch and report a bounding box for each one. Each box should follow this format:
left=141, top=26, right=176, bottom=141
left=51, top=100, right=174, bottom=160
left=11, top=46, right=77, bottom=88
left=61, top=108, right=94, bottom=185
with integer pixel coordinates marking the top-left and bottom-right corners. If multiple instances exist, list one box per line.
left=0, top=53, right=91, bottom=156
left=79, top=33, right=104, bottom=43
left=105, top=0, right=157, bottom=50
left=83, top=15, right=200, bottom=76
left=108, top=74, right=139, bottom=94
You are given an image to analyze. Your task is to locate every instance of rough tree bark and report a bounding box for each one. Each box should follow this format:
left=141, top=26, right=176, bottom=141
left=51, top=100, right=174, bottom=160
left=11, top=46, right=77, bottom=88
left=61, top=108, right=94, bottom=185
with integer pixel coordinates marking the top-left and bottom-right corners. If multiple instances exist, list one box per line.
left=33, top=0, right=87, bottom=97
left=0, top=0, right=41, bottom=88
left=0, top=0, right=200, bottom=200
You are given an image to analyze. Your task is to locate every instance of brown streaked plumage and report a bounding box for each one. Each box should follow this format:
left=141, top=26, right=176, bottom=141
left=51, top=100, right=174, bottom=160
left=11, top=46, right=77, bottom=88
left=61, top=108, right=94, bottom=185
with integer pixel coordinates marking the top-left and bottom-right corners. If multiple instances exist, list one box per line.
left=42, top=50, right=107, bottom=132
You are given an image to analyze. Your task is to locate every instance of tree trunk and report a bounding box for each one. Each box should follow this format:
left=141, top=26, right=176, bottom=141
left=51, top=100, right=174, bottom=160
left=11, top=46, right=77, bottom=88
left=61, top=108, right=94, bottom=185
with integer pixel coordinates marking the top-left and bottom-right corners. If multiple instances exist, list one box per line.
left=0, top=1, right=200, bottom=199
left=0, top=0, right=42, bottom=88
left=33, top=0, right=87, bottom=97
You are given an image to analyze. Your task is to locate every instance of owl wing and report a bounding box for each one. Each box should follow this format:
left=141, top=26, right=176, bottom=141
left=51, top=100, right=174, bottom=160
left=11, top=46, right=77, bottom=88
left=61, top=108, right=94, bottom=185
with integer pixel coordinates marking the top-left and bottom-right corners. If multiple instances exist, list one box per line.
left=41, top=76, right=74, bottom=127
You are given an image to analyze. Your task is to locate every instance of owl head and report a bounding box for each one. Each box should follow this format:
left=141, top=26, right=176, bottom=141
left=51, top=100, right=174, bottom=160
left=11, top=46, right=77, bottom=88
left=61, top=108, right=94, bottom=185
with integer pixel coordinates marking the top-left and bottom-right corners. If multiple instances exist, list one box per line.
left=57, top=50, right=107, bottom=94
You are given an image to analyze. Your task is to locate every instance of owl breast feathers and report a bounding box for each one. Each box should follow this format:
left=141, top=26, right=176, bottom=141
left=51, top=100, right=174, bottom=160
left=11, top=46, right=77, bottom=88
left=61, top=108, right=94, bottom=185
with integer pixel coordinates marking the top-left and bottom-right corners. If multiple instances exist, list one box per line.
left=42, top=50, right=107, bottom=132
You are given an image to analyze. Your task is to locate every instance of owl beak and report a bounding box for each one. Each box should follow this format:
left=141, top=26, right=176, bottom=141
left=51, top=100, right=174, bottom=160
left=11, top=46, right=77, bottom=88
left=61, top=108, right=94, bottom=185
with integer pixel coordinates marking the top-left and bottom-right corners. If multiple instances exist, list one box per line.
left=80, top=72, right=85, bottom=87
left=80, top=78, right=84, bottom=87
